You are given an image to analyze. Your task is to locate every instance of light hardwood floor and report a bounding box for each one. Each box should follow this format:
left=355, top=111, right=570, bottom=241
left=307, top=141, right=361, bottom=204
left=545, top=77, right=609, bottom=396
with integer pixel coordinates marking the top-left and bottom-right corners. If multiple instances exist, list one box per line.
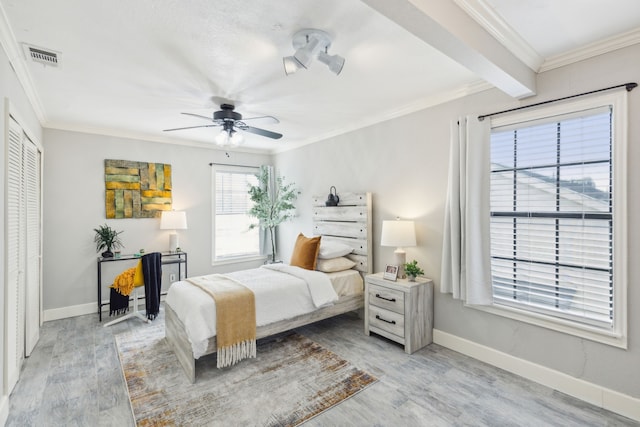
left=6, top=305, right=638, bottom=426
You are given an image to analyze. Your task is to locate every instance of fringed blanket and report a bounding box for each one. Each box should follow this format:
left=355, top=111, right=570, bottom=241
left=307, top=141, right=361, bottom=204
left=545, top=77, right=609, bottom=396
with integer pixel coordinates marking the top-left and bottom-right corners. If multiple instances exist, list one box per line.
left=186, top=275, right=256, bottom=368
left=109, top=287, right=130, bottom=316
left=142, top=252, right=162, bottom=320
left=109, top=261, right=144, bottom=316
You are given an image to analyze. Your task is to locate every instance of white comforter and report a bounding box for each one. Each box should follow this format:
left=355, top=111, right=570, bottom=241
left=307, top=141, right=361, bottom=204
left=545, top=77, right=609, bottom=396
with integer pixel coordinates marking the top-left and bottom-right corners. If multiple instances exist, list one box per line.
left=165, top=264, right=339, bottom=358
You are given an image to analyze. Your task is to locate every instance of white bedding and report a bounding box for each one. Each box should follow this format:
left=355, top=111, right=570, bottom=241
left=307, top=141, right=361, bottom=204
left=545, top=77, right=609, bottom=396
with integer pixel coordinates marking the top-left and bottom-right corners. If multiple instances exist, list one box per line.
left=165, top=264, right=340, bottom=358
left=326, top=269, right=364, bottom=296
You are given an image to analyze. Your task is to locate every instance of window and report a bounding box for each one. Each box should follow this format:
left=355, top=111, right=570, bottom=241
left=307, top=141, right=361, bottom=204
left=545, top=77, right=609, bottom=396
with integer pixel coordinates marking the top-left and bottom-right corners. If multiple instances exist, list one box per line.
left=488, top=91, right=627, bottom=347
left=212, top=165, right=262, bottom=263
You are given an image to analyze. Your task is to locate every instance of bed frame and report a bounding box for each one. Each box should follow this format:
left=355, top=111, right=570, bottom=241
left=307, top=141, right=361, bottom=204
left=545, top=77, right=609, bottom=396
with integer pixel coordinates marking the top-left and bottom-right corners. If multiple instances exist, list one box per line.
left=165, top=192, right=372, bottom=383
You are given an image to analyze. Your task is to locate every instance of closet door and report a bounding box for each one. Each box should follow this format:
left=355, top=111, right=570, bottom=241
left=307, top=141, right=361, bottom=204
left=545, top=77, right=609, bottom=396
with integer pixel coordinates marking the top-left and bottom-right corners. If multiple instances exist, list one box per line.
left=4, top=115, right=41, bottom=394
left=6, top=116, right=26, bottom=392
left=23, top=137, right=41, bottom=356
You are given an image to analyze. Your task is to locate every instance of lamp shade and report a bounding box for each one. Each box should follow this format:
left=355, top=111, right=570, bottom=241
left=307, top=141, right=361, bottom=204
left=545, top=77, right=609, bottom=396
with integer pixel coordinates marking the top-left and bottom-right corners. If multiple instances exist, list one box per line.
left=160, top=210, right=187, bottom=230
left=381, top=220, right=416, bottom=248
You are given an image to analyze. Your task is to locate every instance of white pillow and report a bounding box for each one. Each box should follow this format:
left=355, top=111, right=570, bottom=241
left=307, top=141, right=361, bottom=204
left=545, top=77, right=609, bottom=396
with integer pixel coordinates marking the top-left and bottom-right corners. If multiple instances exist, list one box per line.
left=316, top=257, right=356, bottom=273
left=318, top=241, right=353, bottom=259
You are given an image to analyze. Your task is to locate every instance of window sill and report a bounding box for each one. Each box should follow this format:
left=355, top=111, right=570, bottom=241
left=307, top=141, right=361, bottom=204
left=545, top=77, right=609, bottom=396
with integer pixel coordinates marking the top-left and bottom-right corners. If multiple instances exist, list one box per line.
left=212, top=254, right=267, bottom=267
left=470, top=303, right=627, bottom=349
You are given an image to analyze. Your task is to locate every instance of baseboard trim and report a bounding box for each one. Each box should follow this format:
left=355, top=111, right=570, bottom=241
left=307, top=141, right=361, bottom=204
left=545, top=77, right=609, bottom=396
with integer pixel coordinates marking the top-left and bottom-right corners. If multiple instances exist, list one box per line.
left=43, top=295, right=169, bottom=322
left=0, top=394, right=9, bottom=425
left=44, top=302, right=98, bottom=321
left=433, top=329, right=640, bottom=422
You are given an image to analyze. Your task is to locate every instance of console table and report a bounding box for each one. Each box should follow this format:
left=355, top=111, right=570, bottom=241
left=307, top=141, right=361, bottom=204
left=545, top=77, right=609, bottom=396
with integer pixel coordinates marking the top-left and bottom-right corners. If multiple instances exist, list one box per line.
left=97, top=252, right=187, bottom=321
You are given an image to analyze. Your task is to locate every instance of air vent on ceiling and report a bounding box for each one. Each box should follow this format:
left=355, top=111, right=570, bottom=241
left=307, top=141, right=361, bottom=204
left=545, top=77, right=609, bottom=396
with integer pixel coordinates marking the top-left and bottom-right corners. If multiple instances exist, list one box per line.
left=22, top=43, right=60, bottom=67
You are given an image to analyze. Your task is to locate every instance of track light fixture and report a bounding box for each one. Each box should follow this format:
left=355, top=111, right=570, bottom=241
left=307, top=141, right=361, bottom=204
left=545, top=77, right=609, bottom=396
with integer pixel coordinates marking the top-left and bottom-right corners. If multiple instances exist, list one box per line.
left=283, top=29, right=345, bottom=76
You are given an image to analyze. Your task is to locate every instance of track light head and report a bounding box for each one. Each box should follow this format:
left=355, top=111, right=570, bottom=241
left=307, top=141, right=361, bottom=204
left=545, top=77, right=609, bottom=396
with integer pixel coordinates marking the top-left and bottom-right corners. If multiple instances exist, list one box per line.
left=283, top=56, right=302, bottom=75
left=317, top=51, right=345, bottom=75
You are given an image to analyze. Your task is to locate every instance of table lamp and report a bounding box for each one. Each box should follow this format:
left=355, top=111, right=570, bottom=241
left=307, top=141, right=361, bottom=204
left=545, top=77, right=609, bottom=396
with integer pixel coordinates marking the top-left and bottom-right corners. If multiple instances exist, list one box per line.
left=160, top=210, right=187, bottom=252
left=381, top=219, right=416, bottom=279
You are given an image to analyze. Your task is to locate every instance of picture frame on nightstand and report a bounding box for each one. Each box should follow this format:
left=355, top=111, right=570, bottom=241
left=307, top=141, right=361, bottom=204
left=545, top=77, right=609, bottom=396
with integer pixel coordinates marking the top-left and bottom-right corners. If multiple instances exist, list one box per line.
left=383, top=265, right=398, bottom=281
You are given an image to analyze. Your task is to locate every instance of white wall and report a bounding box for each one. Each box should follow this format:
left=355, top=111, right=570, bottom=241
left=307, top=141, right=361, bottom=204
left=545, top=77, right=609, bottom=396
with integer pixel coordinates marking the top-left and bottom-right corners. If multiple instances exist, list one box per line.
left=42, top=129, right=270, bottom=314
left=273, top=44, right=640, bottom=401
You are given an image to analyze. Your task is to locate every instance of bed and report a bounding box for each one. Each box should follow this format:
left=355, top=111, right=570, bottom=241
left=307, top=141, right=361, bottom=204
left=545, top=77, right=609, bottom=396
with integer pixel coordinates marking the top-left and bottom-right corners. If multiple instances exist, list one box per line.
left=165, top=192, right=372, bottom=383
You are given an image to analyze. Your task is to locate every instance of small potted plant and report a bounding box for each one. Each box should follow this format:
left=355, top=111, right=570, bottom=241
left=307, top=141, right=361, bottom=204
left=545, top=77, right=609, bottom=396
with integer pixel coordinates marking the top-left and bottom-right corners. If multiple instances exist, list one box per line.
left=403, top=259, right=424, bottom=281
left=93, top=224, right=124, bottom=258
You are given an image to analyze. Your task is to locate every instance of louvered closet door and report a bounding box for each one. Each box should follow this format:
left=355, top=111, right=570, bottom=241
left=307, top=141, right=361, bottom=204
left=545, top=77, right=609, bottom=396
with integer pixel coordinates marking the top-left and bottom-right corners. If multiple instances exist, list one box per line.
left=6, top=116, right=26, bottom=393
left=23, top=137, right=41, bottom=356
left=5, top=115, right=41, bottom=394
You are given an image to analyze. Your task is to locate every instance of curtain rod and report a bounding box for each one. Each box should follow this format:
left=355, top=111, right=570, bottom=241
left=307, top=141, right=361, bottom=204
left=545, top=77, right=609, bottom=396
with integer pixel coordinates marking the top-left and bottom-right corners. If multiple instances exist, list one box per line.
left=478, top=82, right=637, bottom=121
left=209, top=162, right=258, bottom=168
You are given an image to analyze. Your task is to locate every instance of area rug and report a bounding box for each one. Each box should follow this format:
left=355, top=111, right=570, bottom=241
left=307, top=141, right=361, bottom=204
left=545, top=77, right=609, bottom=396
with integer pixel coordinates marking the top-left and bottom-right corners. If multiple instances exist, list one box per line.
left=115, top=325, right=377, bottom=426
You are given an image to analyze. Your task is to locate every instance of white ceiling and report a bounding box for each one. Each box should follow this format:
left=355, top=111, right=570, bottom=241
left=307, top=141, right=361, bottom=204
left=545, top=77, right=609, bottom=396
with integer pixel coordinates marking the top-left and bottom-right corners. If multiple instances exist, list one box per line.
left=1, top=0, right=639, bottom=153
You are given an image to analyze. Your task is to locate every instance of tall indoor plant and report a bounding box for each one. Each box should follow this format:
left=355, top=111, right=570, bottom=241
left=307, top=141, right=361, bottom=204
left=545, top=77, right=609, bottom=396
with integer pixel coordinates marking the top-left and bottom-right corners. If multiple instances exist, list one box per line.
left=248, top=167, right=299, bottom=263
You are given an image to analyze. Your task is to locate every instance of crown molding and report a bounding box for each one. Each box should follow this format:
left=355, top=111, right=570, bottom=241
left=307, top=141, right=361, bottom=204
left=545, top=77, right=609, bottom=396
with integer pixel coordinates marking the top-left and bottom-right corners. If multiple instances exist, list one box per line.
left=48, top=75, right=485, bottom=156
left=455, top=0, right=640, bottom=74
left=0, top=3, right=47, bottom=124
left=272, top=79, right=494, bottom=154
left=454, top=0, right=542, bottom=71
left=540, top=27, right=640, bottom=73
left=44, top=121, right=271, bottom=155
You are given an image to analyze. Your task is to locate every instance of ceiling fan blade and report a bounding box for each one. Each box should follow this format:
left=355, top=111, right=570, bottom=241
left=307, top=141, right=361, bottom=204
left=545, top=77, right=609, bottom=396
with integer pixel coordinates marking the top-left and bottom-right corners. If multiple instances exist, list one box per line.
left=181, top=112, right=212, bottom=121
left=242, top=126, right=283, bottom=139
left=240, top=115, right=280, bottom=124
left=163, top=124, right=220, bottom=132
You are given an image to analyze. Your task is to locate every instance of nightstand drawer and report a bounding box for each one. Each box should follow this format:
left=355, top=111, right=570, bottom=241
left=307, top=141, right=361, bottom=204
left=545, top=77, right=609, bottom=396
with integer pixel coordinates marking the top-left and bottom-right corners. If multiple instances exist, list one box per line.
left=368, top=284, right=404, bottom=313
left=369, top=305, right=405, bottom=337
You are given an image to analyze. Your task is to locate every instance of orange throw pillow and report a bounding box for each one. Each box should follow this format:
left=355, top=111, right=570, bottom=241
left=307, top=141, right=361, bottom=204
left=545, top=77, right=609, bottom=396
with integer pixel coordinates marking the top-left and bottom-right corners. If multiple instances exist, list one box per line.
left=290, top=233, right=322, bottom=270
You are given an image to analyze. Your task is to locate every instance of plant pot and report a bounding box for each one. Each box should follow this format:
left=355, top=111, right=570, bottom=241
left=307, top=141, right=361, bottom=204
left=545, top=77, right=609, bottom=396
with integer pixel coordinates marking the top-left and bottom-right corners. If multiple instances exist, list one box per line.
left=407, top=275, right=416, bottom=282
left=101, top=250, right=114, bottom=258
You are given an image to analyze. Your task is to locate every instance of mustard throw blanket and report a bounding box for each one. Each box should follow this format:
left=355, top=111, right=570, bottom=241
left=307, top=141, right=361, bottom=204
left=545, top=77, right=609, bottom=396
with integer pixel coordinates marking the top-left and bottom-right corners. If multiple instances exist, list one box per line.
left=186, top=275, right=256, bottom=368
left=109, top=261, right=144, bottom=316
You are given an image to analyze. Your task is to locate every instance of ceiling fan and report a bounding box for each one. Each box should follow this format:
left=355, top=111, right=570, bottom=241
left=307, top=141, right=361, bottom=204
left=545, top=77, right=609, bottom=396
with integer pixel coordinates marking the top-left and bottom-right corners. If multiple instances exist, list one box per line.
left=163, top=104, right=282, bottom=146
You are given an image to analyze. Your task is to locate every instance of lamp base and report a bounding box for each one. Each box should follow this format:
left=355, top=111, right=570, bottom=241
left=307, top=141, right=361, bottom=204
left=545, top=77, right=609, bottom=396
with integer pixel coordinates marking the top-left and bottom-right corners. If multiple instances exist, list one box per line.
left=169, top=233, right=179, bottom=252
left=394, top=249, right=407, bottom=279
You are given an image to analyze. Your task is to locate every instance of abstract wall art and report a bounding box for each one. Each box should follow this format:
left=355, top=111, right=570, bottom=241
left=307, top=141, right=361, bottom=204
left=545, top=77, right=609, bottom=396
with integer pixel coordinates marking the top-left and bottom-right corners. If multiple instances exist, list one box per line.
left=104, top=159, right=172, bottom=218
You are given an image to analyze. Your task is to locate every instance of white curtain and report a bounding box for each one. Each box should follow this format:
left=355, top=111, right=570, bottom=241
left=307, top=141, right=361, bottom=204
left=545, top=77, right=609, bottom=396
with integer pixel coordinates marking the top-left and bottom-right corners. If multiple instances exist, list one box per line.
left=259, top=165, right=276, bottom=257
left=440, top=116, right=492, bottom=305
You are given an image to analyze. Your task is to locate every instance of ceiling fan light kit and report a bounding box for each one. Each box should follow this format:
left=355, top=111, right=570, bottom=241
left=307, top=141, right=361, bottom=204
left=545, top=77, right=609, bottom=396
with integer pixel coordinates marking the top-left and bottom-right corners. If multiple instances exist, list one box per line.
left=215, top=122, right=244, bottom=147
left=283, top=29, right=345, bottom=76
left=214, top=130, right=243, bottom=146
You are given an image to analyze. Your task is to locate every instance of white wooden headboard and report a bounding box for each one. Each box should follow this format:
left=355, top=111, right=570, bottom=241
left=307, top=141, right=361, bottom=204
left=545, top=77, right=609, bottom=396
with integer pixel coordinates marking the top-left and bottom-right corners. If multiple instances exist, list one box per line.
left=312, top=192, right=372, bottom=276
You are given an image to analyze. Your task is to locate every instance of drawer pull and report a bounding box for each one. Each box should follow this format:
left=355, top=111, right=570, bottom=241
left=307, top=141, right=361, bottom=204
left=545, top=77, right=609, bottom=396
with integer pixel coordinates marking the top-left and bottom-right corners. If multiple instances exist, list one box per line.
left=375, top=314, right=396, bottom=325
left=375, top=293, right=396, bottom=302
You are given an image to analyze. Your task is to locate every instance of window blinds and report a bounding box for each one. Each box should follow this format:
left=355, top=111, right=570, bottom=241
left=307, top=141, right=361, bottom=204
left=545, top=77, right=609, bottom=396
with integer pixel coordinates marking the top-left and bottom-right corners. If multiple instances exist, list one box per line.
left=213, top=168, right=260, bottom=260
left=490, top=107, right=614, bottom=329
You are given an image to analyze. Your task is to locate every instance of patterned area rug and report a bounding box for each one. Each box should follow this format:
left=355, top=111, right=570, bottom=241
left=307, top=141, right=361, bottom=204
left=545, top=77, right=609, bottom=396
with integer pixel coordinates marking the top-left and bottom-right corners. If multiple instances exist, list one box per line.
left=115, top=325, right=377, bottom=426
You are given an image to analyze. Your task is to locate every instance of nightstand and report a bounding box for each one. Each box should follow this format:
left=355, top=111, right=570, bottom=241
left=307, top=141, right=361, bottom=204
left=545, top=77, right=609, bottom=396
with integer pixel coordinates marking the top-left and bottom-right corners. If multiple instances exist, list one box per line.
left=364, top=272, right=434, bottom=354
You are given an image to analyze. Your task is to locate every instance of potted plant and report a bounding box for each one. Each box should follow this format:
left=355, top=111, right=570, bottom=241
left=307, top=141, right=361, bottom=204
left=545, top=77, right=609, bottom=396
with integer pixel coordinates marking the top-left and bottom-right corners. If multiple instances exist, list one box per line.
left=93, top=224, right=124, bottom=257
left=403, top=259, right=424, bottom=281
left=247, top=167, right=299, bottom=263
